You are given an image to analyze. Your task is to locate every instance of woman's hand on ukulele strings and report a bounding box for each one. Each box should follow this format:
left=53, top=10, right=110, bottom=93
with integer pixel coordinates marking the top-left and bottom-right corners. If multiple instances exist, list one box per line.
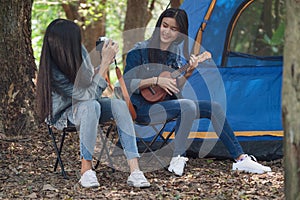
left=157, top=77, right=179, bottom=96
left=186, top=51, right=212, bottom=77
left=185, top=54, right=199, bottom=77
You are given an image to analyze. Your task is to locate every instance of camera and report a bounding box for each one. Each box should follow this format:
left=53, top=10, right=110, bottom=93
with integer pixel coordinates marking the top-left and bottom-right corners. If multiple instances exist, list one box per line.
left=96, top=36, right=110, bottom=52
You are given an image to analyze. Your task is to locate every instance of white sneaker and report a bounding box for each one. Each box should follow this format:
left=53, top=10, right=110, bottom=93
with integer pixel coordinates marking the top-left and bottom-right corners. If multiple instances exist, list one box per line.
left=168, top=155, right=189, bottom=176
left=232, top=155, right=271, bottom=174
left=127, top=170, right=150, bottom=188
left=79, top=169, right=100, bottom=188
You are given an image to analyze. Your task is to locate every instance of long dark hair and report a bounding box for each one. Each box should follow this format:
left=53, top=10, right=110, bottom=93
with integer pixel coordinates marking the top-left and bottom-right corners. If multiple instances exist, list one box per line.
left=148, top=8, right=189, bottom=63
left=36, top=19, right=82, bottom=122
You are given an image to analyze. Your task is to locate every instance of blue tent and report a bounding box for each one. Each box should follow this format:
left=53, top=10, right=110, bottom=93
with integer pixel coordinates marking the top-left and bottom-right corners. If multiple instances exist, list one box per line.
left=136, top=0, right=283, bottom=161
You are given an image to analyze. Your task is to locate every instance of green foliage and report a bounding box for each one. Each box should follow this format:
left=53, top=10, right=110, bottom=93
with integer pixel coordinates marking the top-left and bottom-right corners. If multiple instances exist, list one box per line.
left=76, top=0, right=105, bottom=27
left=32, top=0, right=126, bottom=70
left=32, top=1, right=65, bottom=66
left=32, top=0, right=167, bottom=81
left=230, top=0, right=285, bottom=56
left=105, top=0, right=127, bottom=39
left=269, top=22, right=285, bottom=46
left=263, top=22, right=285, bottom=53
left=206, top=159, right=214, bottom=164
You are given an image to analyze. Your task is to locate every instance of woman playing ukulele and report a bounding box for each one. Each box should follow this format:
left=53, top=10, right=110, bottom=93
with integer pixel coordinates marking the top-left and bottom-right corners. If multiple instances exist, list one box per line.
left=124, top=8, right=271, bottom=176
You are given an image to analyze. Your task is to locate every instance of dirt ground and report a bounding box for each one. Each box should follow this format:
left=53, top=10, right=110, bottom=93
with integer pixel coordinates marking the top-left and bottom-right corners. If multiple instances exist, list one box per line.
left=0, top=125, right=284, bottom=199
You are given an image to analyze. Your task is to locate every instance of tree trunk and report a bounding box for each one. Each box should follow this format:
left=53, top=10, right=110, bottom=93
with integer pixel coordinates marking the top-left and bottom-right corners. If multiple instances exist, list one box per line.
left=170, top=0, right=182, bottom=8
left=122, top=0, right=181, bottom=64
left=123, top=0, right=154, bottom=67
left=62, top=0, right=106, bottom=52
left=263, top=0, right=273, bottom=38
left=0, top=0, right=36, bottom=135
left=282, top=0, right=300, bottom=199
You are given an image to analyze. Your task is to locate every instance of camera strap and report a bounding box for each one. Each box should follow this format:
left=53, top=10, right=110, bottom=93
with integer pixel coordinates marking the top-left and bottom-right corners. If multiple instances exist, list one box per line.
left=114, top=60, right=137, bottom=121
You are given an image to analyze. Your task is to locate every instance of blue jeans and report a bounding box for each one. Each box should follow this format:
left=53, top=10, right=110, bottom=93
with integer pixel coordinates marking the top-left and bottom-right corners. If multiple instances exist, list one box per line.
left=68, top=98, right=139, bottom=161
left=135, top=99, right=244, bottom=159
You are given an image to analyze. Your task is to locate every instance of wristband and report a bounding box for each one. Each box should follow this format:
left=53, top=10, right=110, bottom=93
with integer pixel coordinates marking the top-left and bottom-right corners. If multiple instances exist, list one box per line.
left=151, top=77, right=155, bottom=87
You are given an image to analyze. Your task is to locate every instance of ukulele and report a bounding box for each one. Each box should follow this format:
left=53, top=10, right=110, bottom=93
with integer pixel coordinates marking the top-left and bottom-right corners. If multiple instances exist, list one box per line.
left=141, top=51, right=211, bottom=103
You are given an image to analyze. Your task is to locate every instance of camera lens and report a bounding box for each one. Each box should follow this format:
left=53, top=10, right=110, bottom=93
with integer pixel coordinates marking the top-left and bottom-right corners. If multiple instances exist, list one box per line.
left=96, top=37, right=108, bottom=51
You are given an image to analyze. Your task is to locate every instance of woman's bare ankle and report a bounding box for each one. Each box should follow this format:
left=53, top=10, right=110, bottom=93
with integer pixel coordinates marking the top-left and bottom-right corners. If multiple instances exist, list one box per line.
left=128, top=158, right=140, bottom=173
left=81, top=159, right=93, bottom=175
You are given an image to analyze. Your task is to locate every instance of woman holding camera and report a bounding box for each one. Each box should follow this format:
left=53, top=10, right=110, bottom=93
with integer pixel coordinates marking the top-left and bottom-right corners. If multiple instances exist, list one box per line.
left=36, top=19, right=150, bottom=188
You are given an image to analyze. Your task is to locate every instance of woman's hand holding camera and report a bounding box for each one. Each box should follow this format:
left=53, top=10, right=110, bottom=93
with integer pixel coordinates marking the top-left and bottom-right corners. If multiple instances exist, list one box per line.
left=98, top=39, right=119, bottom=77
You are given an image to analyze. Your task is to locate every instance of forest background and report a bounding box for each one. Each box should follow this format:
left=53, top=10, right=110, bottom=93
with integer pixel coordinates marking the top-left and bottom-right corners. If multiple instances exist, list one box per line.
left=32, top=0, right=170, bottom=84
left=0, top=0, right=299, bottom=199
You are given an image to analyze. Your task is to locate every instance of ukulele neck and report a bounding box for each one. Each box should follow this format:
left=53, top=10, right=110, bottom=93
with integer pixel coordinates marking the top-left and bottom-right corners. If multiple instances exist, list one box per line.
left=170, top=63, right=190, bottom=79
left=169, top=53, right=209, bottom=79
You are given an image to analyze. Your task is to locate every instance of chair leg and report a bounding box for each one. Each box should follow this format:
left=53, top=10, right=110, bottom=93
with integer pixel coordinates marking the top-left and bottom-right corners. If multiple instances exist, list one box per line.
left=94, top=123, right=115, bottom=172
left=48, top=125, right=68, bottom=179
left=159, top=127, right=175, bottom=148
left=54, top=129, right=67, bottom=172
left=145, top=123, right=169, bottom=152
left=137, top=121, right=176, bottom=169
left=136, top=130, right=168, bottom=170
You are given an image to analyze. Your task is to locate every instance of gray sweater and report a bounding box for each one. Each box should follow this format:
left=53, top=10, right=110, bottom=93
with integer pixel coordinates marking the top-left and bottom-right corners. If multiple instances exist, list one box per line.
left=49, top=45, right=107, bottom=129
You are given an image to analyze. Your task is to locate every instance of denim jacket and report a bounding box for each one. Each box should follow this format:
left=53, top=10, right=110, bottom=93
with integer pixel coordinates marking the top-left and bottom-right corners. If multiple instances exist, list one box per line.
left=124, top=40, right=185, bottom=108
left=49, top=45, right=107, bottom=129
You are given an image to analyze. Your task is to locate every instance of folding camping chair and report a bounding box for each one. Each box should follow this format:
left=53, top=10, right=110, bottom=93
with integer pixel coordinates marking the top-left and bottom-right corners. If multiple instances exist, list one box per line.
left=47, top=121, right=116, bottom=179
left=134, top=119, right=176, bottom=170
left=135, top=119, right=175, bottom=154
